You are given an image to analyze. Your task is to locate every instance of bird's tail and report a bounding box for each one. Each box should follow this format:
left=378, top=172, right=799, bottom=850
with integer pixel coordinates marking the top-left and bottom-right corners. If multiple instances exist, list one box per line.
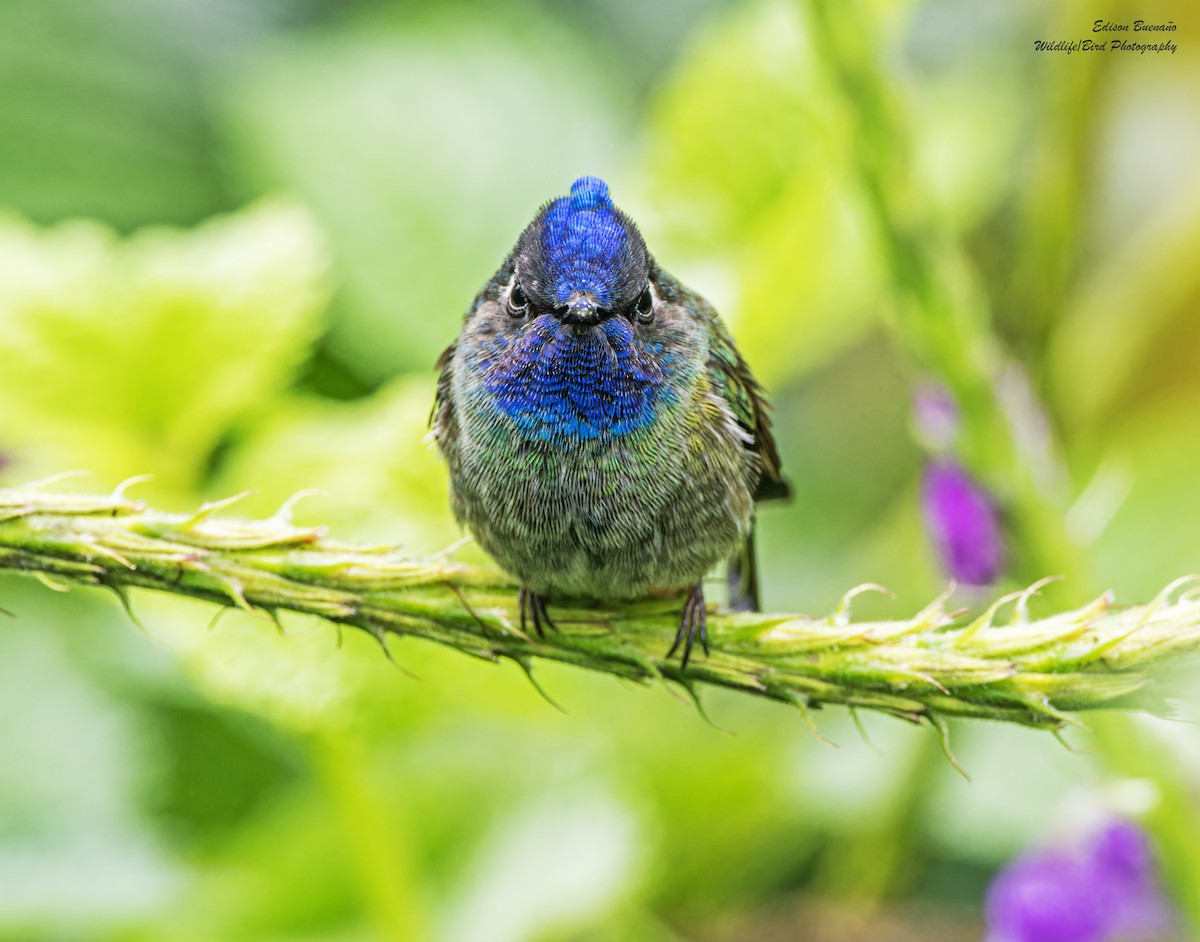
left=727, top=519, right=761, bottom=612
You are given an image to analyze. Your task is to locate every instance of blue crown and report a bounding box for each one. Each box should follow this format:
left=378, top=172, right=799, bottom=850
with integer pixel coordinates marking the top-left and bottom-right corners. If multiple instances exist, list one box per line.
left=541, top=177, right=628, bottom=307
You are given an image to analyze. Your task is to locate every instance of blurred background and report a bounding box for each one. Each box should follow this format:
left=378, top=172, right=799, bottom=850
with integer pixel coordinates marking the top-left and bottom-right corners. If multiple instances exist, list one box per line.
left=0, top=0, right=1198, bottom=939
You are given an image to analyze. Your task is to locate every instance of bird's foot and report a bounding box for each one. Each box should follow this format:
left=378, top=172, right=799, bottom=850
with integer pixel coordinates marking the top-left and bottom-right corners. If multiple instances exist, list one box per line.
left=667, top=583, right=709, bottom=668
left=519, top=586, right=557, bottom=638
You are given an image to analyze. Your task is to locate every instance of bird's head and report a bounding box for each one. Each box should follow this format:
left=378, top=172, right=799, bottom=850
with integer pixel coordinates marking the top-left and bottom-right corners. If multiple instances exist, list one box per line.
left=457, top=177, right=698, bottom=440
left=507, top=177, right=655, bottom=329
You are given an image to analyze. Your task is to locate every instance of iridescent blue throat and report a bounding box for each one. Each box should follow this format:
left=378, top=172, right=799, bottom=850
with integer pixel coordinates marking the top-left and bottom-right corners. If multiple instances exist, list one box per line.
left=483, top=316, right=672, bottom=442
left=542, top=177, right=626, bottom=307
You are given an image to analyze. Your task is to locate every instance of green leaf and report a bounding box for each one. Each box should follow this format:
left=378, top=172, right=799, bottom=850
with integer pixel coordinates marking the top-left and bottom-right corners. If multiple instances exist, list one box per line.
left=0, top=201, right=330, bottom=490
left=212, top=376, right=463, bottom=553
left=0, top=0, right=274, bottom=228
left=641, top=0, right=886, bottom=386
left=221, top=11, right=628, bottom=381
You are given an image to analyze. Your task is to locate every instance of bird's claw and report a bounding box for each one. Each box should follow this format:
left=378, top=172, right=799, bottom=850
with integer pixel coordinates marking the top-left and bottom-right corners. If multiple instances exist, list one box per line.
left=667, top=583, right=708, bottom=668
left=519, top=586, right=557, bottom=638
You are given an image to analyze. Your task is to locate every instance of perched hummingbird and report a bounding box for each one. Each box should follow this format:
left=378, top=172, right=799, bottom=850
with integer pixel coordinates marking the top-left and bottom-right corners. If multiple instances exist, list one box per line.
left=432, top=177, right=787, bottom=666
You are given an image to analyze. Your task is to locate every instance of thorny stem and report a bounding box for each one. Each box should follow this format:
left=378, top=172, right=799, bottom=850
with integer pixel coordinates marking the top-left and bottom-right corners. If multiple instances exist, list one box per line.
left=0, top=480, right=1198, bottom=739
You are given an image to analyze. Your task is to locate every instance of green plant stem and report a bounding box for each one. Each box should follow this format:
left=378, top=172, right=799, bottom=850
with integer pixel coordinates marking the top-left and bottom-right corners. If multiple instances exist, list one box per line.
left=1, top=482, right=1198, bottom=736
left=1008, top=0, right=1116, bottom=361
left=802, top=0, right=1084, bottom=591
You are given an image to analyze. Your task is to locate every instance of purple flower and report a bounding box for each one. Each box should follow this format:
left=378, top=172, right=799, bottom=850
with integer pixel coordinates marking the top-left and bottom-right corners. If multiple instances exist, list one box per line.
left=985, top=820, right=1176, bottom=942
left=921, top=460, right=1004, bottom=585
left=1092, top=822, right=1176, bottom=940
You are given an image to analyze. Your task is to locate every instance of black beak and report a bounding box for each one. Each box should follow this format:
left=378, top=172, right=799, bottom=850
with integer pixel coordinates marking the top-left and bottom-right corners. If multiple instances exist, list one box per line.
left=557, top=292, right=609, bottom=326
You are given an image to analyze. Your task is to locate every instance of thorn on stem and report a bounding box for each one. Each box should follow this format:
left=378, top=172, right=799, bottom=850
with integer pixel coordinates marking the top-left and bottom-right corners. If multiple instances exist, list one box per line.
left=831, top=583, right=894, bottom=625
left=184, top=491, right=256, bottom=527
left=206, top=606, right=233, bottom=632
left=674, top=677, right=733, bottom=734
left=850, top=706, right=883, bottom=757
left=271, top=489, right=327, bottom=525
left=34, top=572, right=73, bottom=593
left=1052, top=728, right=1098, bottom=755
left=514, top=656, right=567, bottom=713
left=363, top=622, right=418, bottom=679
left=102, top=580, right=158, bottom=641
left=1012, top=575, right=1064, bottom=625
left=782, top=691, right=838, bottom=748
left=449, top=584, right=495, bottom=637
left=930, top=715, right=970, bottom=782
left=112, top=474, right=154, bottom=502
left=20, top=470, right=90, bottom=491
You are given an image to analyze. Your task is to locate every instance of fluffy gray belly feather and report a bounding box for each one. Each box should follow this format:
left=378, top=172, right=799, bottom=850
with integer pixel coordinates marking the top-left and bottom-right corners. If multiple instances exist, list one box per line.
left=445, top=394, right=756, bottom=600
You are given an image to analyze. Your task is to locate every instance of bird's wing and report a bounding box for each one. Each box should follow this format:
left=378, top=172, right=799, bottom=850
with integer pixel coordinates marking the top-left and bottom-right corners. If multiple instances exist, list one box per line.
left=701, top=301, right=790, bottom=503
left=430, top=342, right=456, bottom=437
left=686, top=287, right=790, bottom=613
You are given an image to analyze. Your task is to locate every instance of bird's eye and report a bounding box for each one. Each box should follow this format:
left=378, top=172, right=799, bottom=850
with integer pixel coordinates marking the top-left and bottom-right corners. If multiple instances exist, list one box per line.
left=507, top=281, right=528, bottom=317
left=635, top=284, right=654, bottom=322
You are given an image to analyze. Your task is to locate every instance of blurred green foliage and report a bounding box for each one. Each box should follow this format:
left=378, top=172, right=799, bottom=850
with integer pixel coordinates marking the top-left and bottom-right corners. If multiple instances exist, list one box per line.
left=0, top=203, right=328, bottom=490
left=1, top=0, right=1199, bottom=940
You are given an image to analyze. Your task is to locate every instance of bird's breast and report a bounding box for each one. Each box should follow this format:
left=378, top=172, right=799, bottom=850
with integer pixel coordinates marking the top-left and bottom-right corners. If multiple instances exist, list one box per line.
left=476, top=316, right=681, bottom=443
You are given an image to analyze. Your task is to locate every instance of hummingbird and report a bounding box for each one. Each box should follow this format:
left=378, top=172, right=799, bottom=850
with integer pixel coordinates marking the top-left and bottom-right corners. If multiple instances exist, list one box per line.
left=432, top=177, right=787, bottom=666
